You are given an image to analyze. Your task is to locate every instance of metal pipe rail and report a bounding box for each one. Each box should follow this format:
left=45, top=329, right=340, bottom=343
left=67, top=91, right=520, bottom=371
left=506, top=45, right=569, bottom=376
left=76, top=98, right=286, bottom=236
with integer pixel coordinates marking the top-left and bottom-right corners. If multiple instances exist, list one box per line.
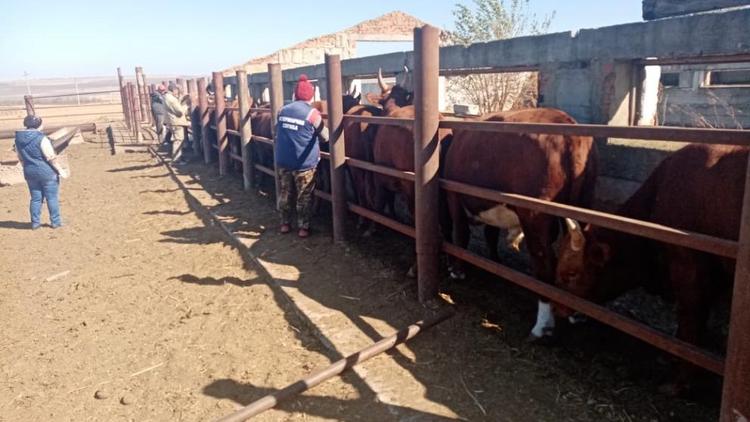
left=314, top=172, right=726, bottom=375
left=30, top=89, right=121, bottom=99
left=215, top=310, right=453, bottom=422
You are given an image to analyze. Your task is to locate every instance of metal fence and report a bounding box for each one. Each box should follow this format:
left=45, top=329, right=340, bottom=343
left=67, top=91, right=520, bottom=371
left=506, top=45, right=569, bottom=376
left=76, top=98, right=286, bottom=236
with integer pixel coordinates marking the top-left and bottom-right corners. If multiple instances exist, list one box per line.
left=121, top=25, right=750, bottom=422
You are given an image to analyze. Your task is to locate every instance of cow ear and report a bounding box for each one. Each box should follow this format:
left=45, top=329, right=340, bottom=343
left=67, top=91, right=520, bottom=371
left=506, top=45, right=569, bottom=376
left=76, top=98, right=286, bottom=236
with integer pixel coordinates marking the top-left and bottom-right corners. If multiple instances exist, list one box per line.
left=589, top=242, right=611, bottom=266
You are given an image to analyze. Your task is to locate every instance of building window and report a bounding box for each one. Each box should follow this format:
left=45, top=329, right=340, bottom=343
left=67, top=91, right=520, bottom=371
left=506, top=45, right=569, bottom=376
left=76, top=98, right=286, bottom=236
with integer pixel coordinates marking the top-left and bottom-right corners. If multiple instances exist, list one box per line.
left=706, top=69, right=750, bottom=87
left=660, top=72, right=680, bottom=87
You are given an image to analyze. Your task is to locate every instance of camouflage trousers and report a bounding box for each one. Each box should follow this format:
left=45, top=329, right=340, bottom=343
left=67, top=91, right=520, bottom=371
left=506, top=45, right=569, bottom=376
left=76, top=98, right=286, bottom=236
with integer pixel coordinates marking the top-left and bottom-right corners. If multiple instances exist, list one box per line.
left=277, top=167, right=317, bottom=229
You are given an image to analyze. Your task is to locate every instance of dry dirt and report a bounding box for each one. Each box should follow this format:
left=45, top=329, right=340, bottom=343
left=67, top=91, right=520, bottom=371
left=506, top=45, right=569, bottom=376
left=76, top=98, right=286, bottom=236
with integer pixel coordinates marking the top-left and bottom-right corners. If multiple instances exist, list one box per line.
left=0, top=135, right=722, bottom=421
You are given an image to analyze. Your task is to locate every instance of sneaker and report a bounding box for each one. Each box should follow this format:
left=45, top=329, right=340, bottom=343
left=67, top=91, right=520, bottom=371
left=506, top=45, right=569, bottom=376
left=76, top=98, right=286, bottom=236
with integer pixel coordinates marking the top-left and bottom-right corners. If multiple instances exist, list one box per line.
left=31, top=224, right=40, bottom=230
left=51, top=223, right=63, bottom=229
left=297, top=228, right=310, bottom=238
left=279, top=224, right=291, bottom=234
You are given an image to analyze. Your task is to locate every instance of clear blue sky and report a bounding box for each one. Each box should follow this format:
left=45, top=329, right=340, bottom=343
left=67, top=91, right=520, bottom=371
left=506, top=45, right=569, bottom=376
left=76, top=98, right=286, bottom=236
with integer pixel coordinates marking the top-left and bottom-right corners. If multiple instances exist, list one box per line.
left=0, top=0, right=642, bottom=81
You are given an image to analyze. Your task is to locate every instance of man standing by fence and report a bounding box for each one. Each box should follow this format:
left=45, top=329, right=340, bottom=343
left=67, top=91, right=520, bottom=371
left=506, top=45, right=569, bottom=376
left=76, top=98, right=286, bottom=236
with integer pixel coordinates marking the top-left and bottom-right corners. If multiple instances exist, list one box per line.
left=164, top=84, right=190, bottom=163
left=274, top=75, right=329, bottom=238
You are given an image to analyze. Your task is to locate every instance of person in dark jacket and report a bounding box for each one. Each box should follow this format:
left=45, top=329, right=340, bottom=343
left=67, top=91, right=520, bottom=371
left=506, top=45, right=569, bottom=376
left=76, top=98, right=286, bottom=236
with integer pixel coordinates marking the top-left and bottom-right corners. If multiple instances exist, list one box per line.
left=14, top=115, right=68, bottom=229
left=274, top=75, right=329, bottom=238
left=151, top=84, right=168, bottom=143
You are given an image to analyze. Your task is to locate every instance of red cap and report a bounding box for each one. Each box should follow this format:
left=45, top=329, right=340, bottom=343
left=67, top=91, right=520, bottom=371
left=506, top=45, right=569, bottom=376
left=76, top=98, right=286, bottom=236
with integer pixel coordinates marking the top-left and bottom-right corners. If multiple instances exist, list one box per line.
left=294, top=75, right=314, bottom=101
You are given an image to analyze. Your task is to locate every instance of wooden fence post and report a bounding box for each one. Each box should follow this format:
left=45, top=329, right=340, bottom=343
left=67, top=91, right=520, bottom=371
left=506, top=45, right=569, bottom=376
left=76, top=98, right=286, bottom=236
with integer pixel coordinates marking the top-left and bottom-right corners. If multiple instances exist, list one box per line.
left=720, top=151, right=750, bottom=422
left=325, top=54, right=347, bottom=242
left=213, top=72, right=228, bottom=176
left=117, top=67, right=130, bottom=129
left=236, top=70, right=255, bottom=191
left=269, top=63, right=284, bottom=205
left=197, top=77, right=211, bottom=165
left=413, top=25, right=441, bottom=304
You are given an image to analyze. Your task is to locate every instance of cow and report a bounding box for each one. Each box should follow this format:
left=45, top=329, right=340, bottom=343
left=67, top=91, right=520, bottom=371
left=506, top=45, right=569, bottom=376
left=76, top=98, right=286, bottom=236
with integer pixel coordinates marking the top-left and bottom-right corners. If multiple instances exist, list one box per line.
left=444, top=108, right=598, bottom=340
left=367, top=68, right=454, bottom=274
left=555, top=143, right=745, bottom=393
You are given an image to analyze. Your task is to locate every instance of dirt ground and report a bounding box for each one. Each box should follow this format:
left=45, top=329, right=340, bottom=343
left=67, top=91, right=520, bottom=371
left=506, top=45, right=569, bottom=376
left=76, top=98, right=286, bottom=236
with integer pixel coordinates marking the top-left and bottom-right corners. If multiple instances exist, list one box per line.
left=0, top=134, right=721, bottom=421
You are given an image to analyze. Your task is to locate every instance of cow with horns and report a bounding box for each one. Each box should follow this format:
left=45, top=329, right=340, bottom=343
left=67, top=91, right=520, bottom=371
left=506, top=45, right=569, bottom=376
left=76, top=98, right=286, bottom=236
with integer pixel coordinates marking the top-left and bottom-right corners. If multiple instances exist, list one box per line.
left=444, top=108, right=598, bottom=340
left=555, top=143, right=745, bottom=393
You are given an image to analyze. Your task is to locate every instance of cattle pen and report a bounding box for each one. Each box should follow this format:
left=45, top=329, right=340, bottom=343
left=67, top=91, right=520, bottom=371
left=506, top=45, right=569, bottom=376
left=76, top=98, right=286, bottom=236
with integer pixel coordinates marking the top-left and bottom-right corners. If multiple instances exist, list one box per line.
left=94, top=10, right=750, bottom=421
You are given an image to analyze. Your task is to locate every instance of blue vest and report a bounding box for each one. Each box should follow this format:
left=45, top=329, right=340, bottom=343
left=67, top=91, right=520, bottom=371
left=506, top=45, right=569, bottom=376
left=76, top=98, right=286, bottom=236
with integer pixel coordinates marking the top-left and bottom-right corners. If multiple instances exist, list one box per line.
left=15, top=130, right=58, bottom=182
left=275, top=101, right=320, bottom=171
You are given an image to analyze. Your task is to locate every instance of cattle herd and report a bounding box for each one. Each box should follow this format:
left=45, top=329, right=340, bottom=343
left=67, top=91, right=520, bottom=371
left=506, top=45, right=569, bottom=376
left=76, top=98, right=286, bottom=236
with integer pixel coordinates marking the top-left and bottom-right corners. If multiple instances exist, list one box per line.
left=209, top=68, right=746, bottom=393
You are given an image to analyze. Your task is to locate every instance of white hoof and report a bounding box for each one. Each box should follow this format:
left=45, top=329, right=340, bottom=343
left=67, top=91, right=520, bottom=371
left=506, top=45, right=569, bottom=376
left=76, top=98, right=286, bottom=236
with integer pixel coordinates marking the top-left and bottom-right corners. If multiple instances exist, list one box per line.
left=530, top=301, right=556, bottom=339
left=406, top=264, right=417, bottom=279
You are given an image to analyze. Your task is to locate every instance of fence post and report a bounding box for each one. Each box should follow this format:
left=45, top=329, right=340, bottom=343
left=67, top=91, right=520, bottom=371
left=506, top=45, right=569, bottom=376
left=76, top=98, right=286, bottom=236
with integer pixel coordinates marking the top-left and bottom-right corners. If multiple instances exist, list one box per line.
left=23, top=95, right=35, bottom=117
left=134, top=67, right=147, bottom=122
left=720, top=151, right=750, bottom=422
left=269, top=63, right=283, bottom=205
left=117, top=68, right=130, bottom=129
left=177, top=78, right=188, bottom=97
left=187, top=78, right=199, bottom=157
left=213, top=72, right=228, bottom=176
left=197, top=77, right=211, bottom=165
left=325, top=54, right=347, bottom=243
left=127, top=83, right=141, bottom=141
left=141, top=70, right=153, bottom=125
left=413, top=25, right=441, bottom=304
left=236, top=70, right=255, bottom=191
left=123, top=82, right=132, bottom=131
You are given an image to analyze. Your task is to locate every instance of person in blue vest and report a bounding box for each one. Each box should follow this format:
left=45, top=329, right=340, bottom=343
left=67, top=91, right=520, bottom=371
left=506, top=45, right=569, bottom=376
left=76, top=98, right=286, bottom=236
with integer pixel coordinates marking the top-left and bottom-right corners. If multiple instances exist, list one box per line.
left=14, top=115, right=69, bottom=229
left=275, top=74, right=329, bottom=238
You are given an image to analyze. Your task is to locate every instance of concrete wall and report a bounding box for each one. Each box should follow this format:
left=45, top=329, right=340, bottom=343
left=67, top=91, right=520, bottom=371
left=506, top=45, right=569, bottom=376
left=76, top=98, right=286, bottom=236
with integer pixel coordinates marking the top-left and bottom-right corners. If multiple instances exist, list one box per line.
left=230, top=7, right=750, bottom=209
left=658, top=63, right=750, bottom=129
left=643, top=0, right=750, bottom=20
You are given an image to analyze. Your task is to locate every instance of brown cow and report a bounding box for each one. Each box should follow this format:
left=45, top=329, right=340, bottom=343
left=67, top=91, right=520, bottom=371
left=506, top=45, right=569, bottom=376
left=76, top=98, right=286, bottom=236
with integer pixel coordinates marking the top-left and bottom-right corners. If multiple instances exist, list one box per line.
left=445, top=108, right=598, bottom=340
left=556, top=143, right=745, bottom=392
left=368, top=69, right=453, bottom=275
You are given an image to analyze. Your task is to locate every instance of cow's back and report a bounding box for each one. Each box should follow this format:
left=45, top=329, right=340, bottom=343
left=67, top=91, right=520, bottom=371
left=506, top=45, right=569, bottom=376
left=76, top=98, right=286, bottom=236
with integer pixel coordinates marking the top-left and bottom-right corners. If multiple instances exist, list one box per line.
left=626, top=144, right=746, bottom=241
left=445, top=108, right=596, bottom=204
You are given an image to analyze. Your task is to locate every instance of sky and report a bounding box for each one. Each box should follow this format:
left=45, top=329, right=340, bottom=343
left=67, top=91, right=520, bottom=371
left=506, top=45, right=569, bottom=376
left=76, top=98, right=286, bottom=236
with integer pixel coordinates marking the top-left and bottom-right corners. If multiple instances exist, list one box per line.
left=0, top=0, right=643, bottom=81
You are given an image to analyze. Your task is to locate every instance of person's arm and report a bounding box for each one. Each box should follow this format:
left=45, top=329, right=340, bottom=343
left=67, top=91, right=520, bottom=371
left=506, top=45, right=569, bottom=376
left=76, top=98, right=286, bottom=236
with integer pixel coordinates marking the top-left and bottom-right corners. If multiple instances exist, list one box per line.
left=40, top=137, right=68, bottom=178
left=15, top=145, right=23, bottom=164
left=310, top=111, right=329, bottom=143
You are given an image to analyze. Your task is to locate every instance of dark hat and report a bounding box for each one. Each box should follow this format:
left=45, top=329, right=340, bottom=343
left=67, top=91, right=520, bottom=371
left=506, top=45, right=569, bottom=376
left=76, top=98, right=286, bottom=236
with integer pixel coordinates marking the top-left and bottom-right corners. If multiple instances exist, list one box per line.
left=23, top=115, right=42, bottom=129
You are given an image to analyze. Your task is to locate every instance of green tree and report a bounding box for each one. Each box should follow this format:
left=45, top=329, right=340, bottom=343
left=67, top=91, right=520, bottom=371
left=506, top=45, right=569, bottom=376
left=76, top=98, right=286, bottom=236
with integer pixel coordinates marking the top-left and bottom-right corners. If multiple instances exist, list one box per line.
left=445, top=0, right=554, bottom=113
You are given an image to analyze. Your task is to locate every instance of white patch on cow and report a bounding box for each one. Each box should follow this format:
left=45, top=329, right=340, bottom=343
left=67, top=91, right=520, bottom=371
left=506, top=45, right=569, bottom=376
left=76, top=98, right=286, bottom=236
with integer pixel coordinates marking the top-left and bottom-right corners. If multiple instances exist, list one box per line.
left=469, top=204, right=525, bottom=251
left=530, top=300, right=555, bottom=338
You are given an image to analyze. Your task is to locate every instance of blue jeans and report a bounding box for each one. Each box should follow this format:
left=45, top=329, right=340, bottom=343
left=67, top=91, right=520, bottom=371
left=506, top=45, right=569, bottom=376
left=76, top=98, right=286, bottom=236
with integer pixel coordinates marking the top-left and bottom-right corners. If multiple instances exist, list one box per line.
left=27, top=178, right=61, bottom=228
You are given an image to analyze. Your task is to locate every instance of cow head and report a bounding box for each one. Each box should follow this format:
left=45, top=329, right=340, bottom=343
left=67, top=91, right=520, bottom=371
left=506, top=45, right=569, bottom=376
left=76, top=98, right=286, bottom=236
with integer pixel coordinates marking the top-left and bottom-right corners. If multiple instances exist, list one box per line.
left=554, top=218, right=612, bottom=318
left=365, top=67, right=414, bottom=112
left=342, top=85, right=361, bottom=113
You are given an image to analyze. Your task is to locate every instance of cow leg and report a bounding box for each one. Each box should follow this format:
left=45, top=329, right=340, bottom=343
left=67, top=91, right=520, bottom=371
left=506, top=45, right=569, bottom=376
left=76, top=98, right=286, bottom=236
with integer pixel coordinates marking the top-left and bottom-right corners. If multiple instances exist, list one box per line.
left=523, top=214, right=559, bottom=340
left=484, top=225, right=500, bottom=261
left=363, top=179, right=390, bottom=238
left=447, top=193, right=469, bottom=280
left=660, top=249, right=713, bottom=396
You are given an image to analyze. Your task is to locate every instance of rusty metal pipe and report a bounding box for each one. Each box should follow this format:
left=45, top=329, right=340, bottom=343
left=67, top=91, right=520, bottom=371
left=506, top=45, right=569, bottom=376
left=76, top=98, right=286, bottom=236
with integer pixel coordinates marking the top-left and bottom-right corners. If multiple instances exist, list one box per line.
left=236, top=70, right=255, bottom=190
left=325, top=54, right=347, bottom=242
left=197, top=78, right=211, bottom=164
left=413, top=25, right=441, bottom=304
left=117, top=68, right=130, bottom=129
left=720, top=150, right=750, bottom=421
left=213, top=72, right=228, bottom=175
left=268, top=63, right=284, bottom=202
left=215, top=310, right=453, bottom=422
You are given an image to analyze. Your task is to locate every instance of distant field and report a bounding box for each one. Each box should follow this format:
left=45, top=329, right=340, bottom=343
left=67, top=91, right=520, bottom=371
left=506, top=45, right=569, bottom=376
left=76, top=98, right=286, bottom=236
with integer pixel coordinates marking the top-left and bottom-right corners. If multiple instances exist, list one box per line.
left=0, top=103, right=124, bottom=132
